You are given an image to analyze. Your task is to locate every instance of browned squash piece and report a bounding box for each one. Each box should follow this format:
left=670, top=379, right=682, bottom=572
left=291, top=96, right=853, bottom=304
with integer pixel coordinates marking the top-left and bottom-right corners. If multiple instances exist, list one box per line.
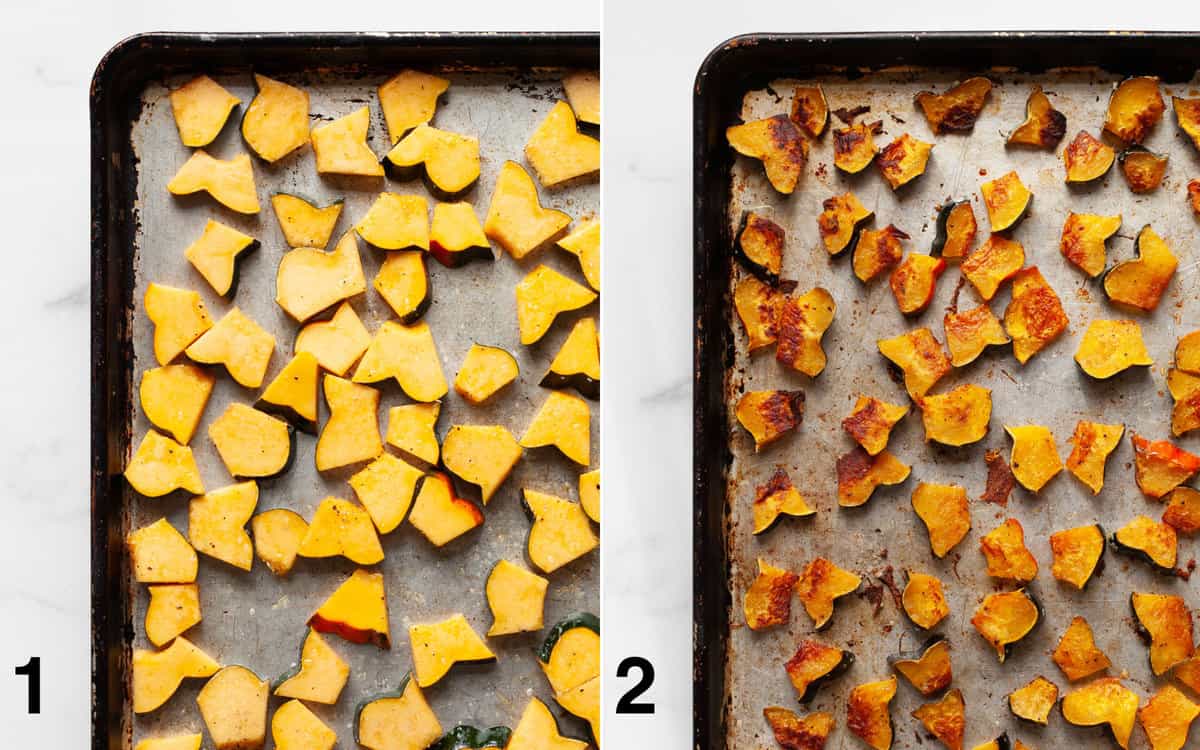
left=310, top=107, right=383, bottom=177
left=980, top=518, right=1038, bottom=582
left=775, top=287, right=836, bottom=377
left=762, top=707, right=835, bottom=750
left=1140, top=685, right=1200, bottom=750
left=169, top=75, right=239, bottom=147
left=125, top=428, right=205, bottom=498
left=410, top=473, right=484, bottom=548
left=430, top=201, right=492, bottom=267
left=1103, top=224, right=1177, bottom=312
left=1061, top=212, right=1121, bottom=277
left=919, top=384, right=991, bottom=447
left=167, top=150, right=260, bottom=215
left=145, top=283, right=213, bottom=366
left=818, top=192, right=874, bottom=256
left=294, top=302, right=370, bottom=377
left=1053, top=616, right=1111, bottom=681
left=1131, top=592, right=1194, bottom=675
left=454, top=344, right=519, bottom=404
left=1005, top=425, right=1062, bottom=492
left=961, top=234, right=1024, bottom=302
left=1003, top=267, right=1067, bottom=365
left=735, top=390, right=804, bottom=451
left=1065, top=420, right=1123, bottom=494
left=1049, top=524, right=1105, bottom=589
left=736, top=212, right=784, bottom=283
left=790, top=85, right=828, bottom=137
left=196, top=665, right=269, bottom=750
left=1175, top=94, right=1200, bottom=154
left=1064, top=131, right=1115, bottom=182
left=911, top=689, right=965, bottom=750
left=980, top=171, right=1031, bottom=231
left=743, top=557, right=799, bottom=630
left=189, top=481, right=258, bottom=570
left=911, top=483, right=970, bottom=557
left=1075, top=320, right=1152, bottom=379
left=352, top=321, right=448, bottom=403
left=1191, top=180, right=1200, bottom=214
left=242, top=75, right=309, bottom=163
left=484, top=161, right=571, bottom=260
left=1120, top=147, right=1168, bottom=193
left=916, top=77, right=991, bottom=134
left=841, top=395, right=909, bottom=456
left=1175, top=656, right=1200, bottom=695
left=836, top=448, right=910, bottom=507
left=733, top=276, right=782, bottom=352
left=298, top=497, right=384, bottom=566
left=877, top=328, right=951, bottom=400
left=520, top=391, right=591, bottom=466
left=943, top=304, right=1009, bottom=367
left=833, top=122, right=876, bottom=174
left=348, top=453, right=422, bottom=534
left=515, top=265, right=597, bottom=345
left=1009, top=676, right=1058, bottom=725
left=1131, top=433, right=1200, bottom=499
left=1105, top=76, right=1164, bottom=143
left=255, top=352, right=320, bottom=434
left=728, top=114, right=809, bottom=193
left=186, top=307, right=276, bottom=388
left=752, top=468, right=815, bottom=535
left=786, top=640, right=854, bottom=703
left=900, top=573, right=949, bottom=630
left=1164, top=487, right=1200, bottom=534
left=309, top=568, right=389, bottom=649
left=184, top=220, right=259, bottom=297
left=890, top=637, right=951, bottom=696
left=796, top=557, right=861, bottom=630
left=932, top=200, right=976, bottom=259
left=846, top=677, right=897, bottom=750
left=315, top=375, right=382, bottom=472
left=877, top=133, right=933, bottom=189
left=890, top=254, right=945, bottom=315
left=128, top=517, right=198, bottom=584
left=562, top=70, right=599, bottom=127
left=378, top=69, right=449, bottom=143
left=1061, top=678, right=1139, bottom=749
left=441, top=425, right=522, bottom=504
left=275, top=231, right=367, bottom=324
left=1008, top=86, right=1066, bottom=148
left=356, top=193, right=429, bottom=252
left=1177, top=330, right=1200, bottom=374
left=250, top=509, right=307, bottom=576
left=384, top=124, right=480, bottom=199
left=525, top=101, right=600, bottom=188
left=971, top=589, right=1040, bottom=662
left=1112, top=515, right=1178, bottom=571
left=541, top=316, right=599, bottom=399
left=853, top=225, right=908, bottom=283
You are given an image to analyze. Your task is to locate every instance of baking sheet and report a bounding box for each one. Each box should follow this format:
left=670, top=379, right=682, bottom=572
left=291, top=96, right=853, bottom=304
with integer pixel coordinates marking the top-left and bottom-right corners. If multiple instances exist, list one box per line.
left=121, top=66, right=598, bottom=746
left=723, top=69, right=1199, bottom=750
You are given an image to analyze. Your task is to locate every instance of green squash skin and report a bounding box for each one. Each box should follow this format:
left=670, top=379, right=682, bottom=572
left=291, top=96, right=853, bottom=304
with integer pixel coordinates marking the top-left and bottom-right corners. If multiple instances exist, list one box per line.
left=537, top=612, right=600, bottom=664
left=218, top=238, right=261, bottom=299
left=429, top=239, right=494, bottom=269
left=270, top=632, right=310, bottom=691
left=382, top=156, right=479, bottom=203
left=431, top=725, right=512, bottom=750
left=539, top=371, right=599, bottom=401
left=796, top=649, right=854, bottom=703
left=930, top=200, right=969, bottom=258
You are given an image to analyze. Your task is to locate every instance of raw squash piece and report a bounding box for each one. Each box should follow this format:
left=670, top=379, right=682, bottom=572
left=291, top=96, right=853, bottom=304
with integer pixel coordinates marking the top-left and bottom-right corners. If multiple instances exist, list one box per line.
left=980, top=518, right=1038, bottom=582
left=349, top=453, right=423, bottom=534
left=311, top=107, right=383, bottom=177
left=294, top=301, right=370, bottom=376
left=1164, top=487, right=1200, bottom=534
left=316, top=375, right=382, bottom=471
left=250, top=509, right=307, bottom=576
left=1053, top=616, right=1111, bottom=681
left=579, top=469, right=599, bottom=523
left=846, top=677, right=897, bottom=750
left=385, top=124, right=480, bottom=198
left=507, top=697, right=585, bottom=750
left=563, top=70, right=600, bottom=126
left=1103, top=225, right=1178, bottom=312
left=1120, top=147, right=1168, bottom=193
left=169, top=75, right=239, bottom=147
left=145, top=283, right=213, bottom=365
left=911, top=482, right=970, bottom=558
left=455, top=345, right=519, bottom=404
left=1075, top=320, right=1152, bottom=379
left=972, top=589, right=1041, bottom=662
left=357, top=193, right=430, bottom=252
left=944, top=304, right=1009, bottom=367
left=208, top=404, right=293, bottom=479
left=298, top=497, right=384, bottom=565
left=541, top=317, right=599, bottom=399
left=776, top=287, right=836, bottom=376
left=515, top=265, right=597, bottom=345
left=733, top=276, right=783, bottom=351
left=523, top=489, right=598, bottom=573
left=980, top=171, right=1031, bottom=231
left=911, top=689, right=965, bottom=750
left=486, top=560, right=549, bottom=636
left=135, top=735, right=202, bottom=750
left=554, top=676, right=599, bottom=742
left=901, top=573, right=949, bottom=630
left=272, top=700, right=335, bottom=750
left=818, top=192, right=874, bottom=256
left=1004, top=267, right=1067, bottom=365
left=274, top=629, right=350, bottom=705
left=1061, top=212, right=1121, bottom=278
left=1008, top=86, right=1067, bottom=148
left=432, top=726, right=512, bottom=750
left=786, top=640, right=854, bottom=703
left=890, top=254, right=945, bottom=314
left=1131, top=592, right=1194, bottom=675
left=255, top=352, right=320, bottom=434
left=836, top=448, right=910, bottom=507
left=743, top=557, right=799, bottom=630
left=167, top=151, right=260, bottom=214
left=919, top=384, right=992, bottom=447
left=735, top=211, right=785, bottom=283
left=185, top=307, right=275, bottom=388
left=374, top=251, right=430, bottom=323
left=409, top=614, right=496, bottom=688
left=961, top=234, right=1024, bottom=301
left=752, top=468, right=815, bottom=534
left=842, top=396, right=908, bottom=456
left=833, top=122, right=876, bottom=174
left=932, top=200, right=976, bottom=259
left=1105, top=76, right=1164, bottom=143
left=385, top=402, right=440, bottom=466
left=125, top=429, right=205, bottom=497
left=1064, top=131, right=1115, bottom=182
left=538, top=612, right=600, bottom=694
left=917, top=77, right=991, bottom=133
left=1168, top=369, right=1200, bottom=436
left=796, top=557, right=861, bottom=630
left=276, top=231, right=367, bottom=323
left=1005, top=425, right=1062, bottom=492
left=484, top=161, right=571, bottom=260
left=378, top=69, right=450, bottom=142
left=1049, top=525, right=1105, bottom=589
left=271, top=194, right=342, bottom=250
left=728, top=114, right=809, bottom=192
left=442, top=425, right=522, bottom=504
left=520, top=391, right=590, bottom=465
left=353, top=321, right=448, bottom=402
left=1131, top=433, right=1200, bottom=499
left=309, top=568, right=389, bottom=649
left=1066, top=421, right=1124, bottom=494
left=128, top=518, right=198, bottom=584
left=525, top=101, right=600, bottom=188
left=184, top=220, right=258, bottom=297
left=410, top=472, right=484, bottom=547
left=1176, top=96, right=1200, bottom=150
left=430, top=201, right=492, bottom=267
left=241, top=75, right=309, bottom=163
left=146, top=584, right=201, bottom=647
left=557, top=220, right=599, bottom=291
left=1009, top=676, right=1058, bottom=725
left=853, top=225, right=907, bottom=283
left=188, top=481, right=257, bottom=570
left=877, top=133, right=933, bottom=189
left=736, top=389, right=805, bottom=450
left=197, top=666, right=269, bottom=750
left=790, top=84, right=828, bottom=137
left=1112, top=515, right=1177, bottom=571
left=877, top=328, right=951, bottom=399
left=762, top=708, right=835, bottom=750
left=355, top=675, right=442, bottom=750
left=132, top=636, right=220, bottom=714
left=891, top=637, right=952, bottom=696
left=1061, top=678, right=1140, bottom=749
left=1140, top=686, right=1199, bottom=750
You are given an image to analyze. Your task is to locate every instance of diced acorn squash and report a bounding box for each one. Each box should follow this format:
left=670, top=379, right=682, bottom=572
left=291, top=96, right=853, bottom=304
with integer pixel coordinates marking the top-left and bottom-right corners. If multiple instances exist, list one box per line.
left=356, top=193, right=430, bottom=252
left=890, top=636, right=952, bottom=696
left=1064, top=131, right=1115, bottom=182
left=145, top=583, right=201, bottom=648
left=132, top=636, right=219, bottom=714
left=1175, top=96, right=1200, bottom=150
left=384, top=124, right=480, bottom=199
left=972, top=735, right=1011, bottom=750
left=523, top=489, right=598, bottom=573
left=563, top=70, right=600, bottom=127
left=853, top=225, right=907, bottom=283
left=1005, top=425, right=1062, bottom=492
left=961, top=234, right=1024, bottom=302
left=1049, top=524, right=1105, bottom=590
left=1008, top=676, right=1057, bottom=725
left=877, top=133, right=933, bottom=189
left=1003, top=267, right=1067, bottom=365
left=1112, top=515, right=1178, bottom=572
left=980, top=517, right=1038, bottom=581
left=208, top=404, right=293, bottom=480
left=911, top=482, right=970, bottom=558
left=911, top=688, right=965, bottom=750
left=409, top=613, right=496, bottom=688
left=183, top=220, right=258, bottom=297
left=1065, top=421, right=1124, bottom=495
left=1140, top=685, right=1199, bottom=750
left=579, top=469, right=599, bottom=523
left=818, top=191, right=873, bottom=256
left=196, top=665, right=269, bottom=750
left=455, top=344, right=519, bottom=404
left=430, top=201, right=492, bottom=267
left=409, top=472, right=484, bottom=547
left=1074, top=320, right=1152, bottom=379
left=135, top=735, right=202, bottom=750
left=836, top=448, right=910, bottom=507
left=1119, top=147, right=1167, bottom=193
left=1060, top=212, right=1121, bottom=277
left=752, top=468, right=814, bottom=535
left=541, top=317, right=599, bottom=399
left=273, top=629, right=349, bottom=705
left=1168, top=369, right=1200, bottom=437
left=1103, top=224, right=1177, bottom=312
left=1131, top=432, right=1200, bottom=499
left=355, top=674, right=442, bottom=750
left=796, top=557, right=861, bottom=630
left=374, top=250, right=430, bottom=324
left=144, top=283, right=212, bottom=366
left=971, top=589, right=1040, bottom=662
left=762, top=707, right=834, bottom=750
left=980, top=171, right=1031, bottom=231
left=315, top=375, right=382, bottom=472
left=735, top=389, right=804, bottom=450
left=931, top=200, right=976, bottom=259
left=124, top=429, right=205, bottom=497
left=241, top=75, right=309, bottom=163
left=250, top=509, right=307, bottom=576
left=775, top=287, right=835, bottom=376
left=275, top=230, right=366, bottom=323
left=310, top=107, right=383, bottom=177
left=298, top=496, right=384, bottom=565
left=943, top=304, right=1009, bottom=367
left=524, top=101, right=600, bottom=188
left=735, top=212, right=785, bottom=283
left=555, top=675, right=599, bottom=743
left=1061, top=677, right=1139, bottom=749
left=128, top=518, right=198, bottom=584
left=294, top=301, right=370, bottom=377
left=557, top=220, right=599, bottom=291
left=507, top=697, right=586, bottom=750
left=484, top=161, right=571, bottom=260
left=186, top=307, right=276, bottom=388
left=352, top=321, right=448, bottom=403
left=842, top=395, right=908, bottom=456
left=1164, top=486, right=1200, bottom=534
left=733, top=276, right=782, bottom=352
left=348, top=453, right=423, bottom=534
left=1174, top=656, right=1200, bottom=697
left=515, top=265, right=597, bottom=345
left=271, top=699, right=335, bottom=750
left=833, top=122, right=876, bottom=174
left=271, top=194, right=342, bottom=250
left=169, top=75, right=239, bottom=147
left=520, top=391, right=590, bottom=466
left=877, top=328, right=951, bottom=400
left=743, top=557, right=799, bottom=630
left=917, top=77, right=991, bottom=133
left=538, top=612, right=600, bottom=696
left=919, top=384, right=991, bottom=447
left=728, top=114, right=809, bottom=193
left=1104, top=76, right=1164, bottom=143
left=255, top=352, right=320, bottom=434
left=1190, top=180, right=1200, bottom=214
left=385, top=402, right=441, bottom=466
left=789, top=84, right=828, bottom=137
left=846, top=677, right=897, bottom=750
left=1053, top=616, right=1111, bottom=681
left=900, top=573, right=949, bottom=631
left=167, top=150, right=260, bottom=214
left=442, top=424, right=522, bottom=504
left=890, top=253, right=945, bottom=315
left=309, top=568, right=390, bottom=649
left=485, top=560, right=548, bottom=636
left=378, top=69, right=449, bottom=143
left=785, top=640, right=853, bottom=703
left=1008, top=86, right=1066, bottom=148
left=188, top=481, right=257, bottom=571
left=1131, top=592, right=1194, bottom=675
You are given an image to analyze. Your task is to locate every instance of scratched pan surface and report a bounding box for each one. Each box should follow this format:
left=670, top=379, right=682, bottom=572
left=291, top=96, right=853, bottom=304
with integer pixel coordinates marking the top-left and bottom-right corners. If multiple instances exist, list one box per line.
left=92, top=33, right=598, bottom=750
left=694, top=33, right=1200, bottom=750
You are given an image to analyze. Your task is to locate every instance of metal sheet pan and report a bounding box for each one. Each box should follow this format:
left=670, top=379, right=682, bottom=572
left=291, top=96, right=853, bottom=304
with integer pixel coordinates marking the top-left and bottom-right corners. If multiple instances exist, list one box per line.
left=694, top=32, right=1200, bottom=750
left=92, top=32, right=598, bottom=750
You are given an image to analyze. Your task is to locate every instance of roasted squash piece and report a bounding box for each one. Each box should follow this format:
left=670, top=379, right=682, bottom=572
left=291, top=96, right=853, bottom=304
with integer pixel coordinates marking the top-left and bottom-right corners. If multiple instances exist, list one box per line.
left=728, top=114, right=809, bottom=193
left=743, top=557, right=799, bottom=630
left=735, top=212, right=785, bottom=283
left=1119, top=147, right=1167, bottom=193
left=208, top=403, right=293, bottom=480
left=980, top=518, right=1038, bottom=582
left=274, top=629, right=349, bottom=705
left=452, top=344, right=519, bottom=404
left=1103, top=225, right=1177, bottom=312
left=384, top=124, right=480, bottom=199
left=315, top=375, right=382, bottom=472
left=911, top=688, right=965, bottom=750
left=972, top=735, right=1011, bottom=750
left=901, top=574, right=949, bottom=630
left=1005, top=425, right=1062, bottom=492
left=353, top=321, right=447, bottom=402
left=833, top=122, right=876, bottom=174
left=752, top=468, right=815, bottom=534
left=524, top=101, right=600, bottom=188
left=145, top=283, right=213, bottom=366
left=790, top=85, right=828, bottom=137
left=1140, top=685, right=1199, bottom=750
left=184, top=220, right=258, bottom=297
left=294, top=301, right=370, bottom=376
left=272, top=194, right=342, bottom=250
left=186, top=307, right=276, bottom=388
left=961, top=234, right=1024, bottom=302
left=250, top=509, right=307, bottom=576
left=168, top=150, right=260, bottom=214
left=136, top=735, right=202, bottom=750
left=146, top=583, right=201, bottom=647
left=430, top=201, right=492, bottom=267
left=272, top=699, right=335, bottom=750
left=890, top=254, right=945, bottom=315
left=1061, top=212, right=1121, bottom=278
left=311, top=107, right=383, bottom=177
left=943, top=304, right=1009, bottom=367
left=842, top=396, right=908, bottom=456
left=356, top=193, right=429, bottom=252
left=1132, top=592, right=1194, bottom=676
left=796, top=557, right=861, bottom=629
left=877, top=327, right=951, bottom=399
left=442, top=425, right=522, bottom=504
left=1112, top=515, right=1178, bottom=571
left=1061, top=678, right=1139, bottom=749
left=734, top=276, right=782, bottom=351
left=786, top=640, right=854, bottom=703
left=378, top=69, right=449, bottom=143
left=520, top=391, right=590, bottom=465
left=1009, top=676, right=1057, bottom=725
left=919, top=384, right=992, bottom=447
left=1008, top=86, right=1066, bottom=148
left=348, top=453, right=422, bottom=534
left=853, top=225, right=907, bottom=283
left=485, top=560, right=548, bottom=636
left=878, top=133, right=933, bottom=189
left=132, top=636, right=219, bottom=714
left=1169, top=369, right=1200, bottom=437
left=890, top=637, right=952, bottom=695
left=917, top=77, right=991, bottom=133
left=275, top=231, right=366, bottom=323
left=169, top=75, right=239, bottom=147
left=776, top=287, right=836, bottom=376
left=1064, top=131, right=1115, bottom=182
left=836, top=448, right=910, bottom=507
left=125, top=429, right=205, bottom=497
left=735, top=389, right=804, bottom=450
left=931, top=200, right=976, bottom=259
left=971, top=589, right=1040, bottom=662
left=1105, top=76, right=1164, bottom=143
left=410, top=614, right=496, bottom=688
left=241, top=75, right=309, bottom=162
left=188, top=481, right=257, bottom=570
left=1131, top=433, right=1200, bottom=499
left=1164, top=487, right=1200, bottom=534
left=1075, top=320, right=1152, bottom=379
left=980, top=171, right=1031, bottom=231
left=515, top=264, right=597, bottom=345
left=1174, top=655, right=1200, bottom=694
left=309, top=568, right=389, bottom=649
left=1003, top=267, right=1067, bottom=365
left=255, top=352, right=320, bottom=434
left=556, top=220, right=599, bottom=292
left=912, top=483, right=970, bottom=557
left=523, top=489, right=597, bottom=573
left=197, top=666, right=269, bottom=750
left=506, top=697, right=585, bottom=750
left=374, top=251, right=430, bottom=323
left=537, top=612, right=600, bottom=694
left=1049, top=524, right=1105, bottom=589
left=818, top=192, right=874, bottom=256
left=409, top=472, right=484, bottom=547
left=1066, top=421, right=1123, bottom=494
left=563, top=70, right=600, bottom=127
left=1190, top=180, right=1200, bottom=214
left=846, top=677, right=897, bottom=750
left=299, top=497, right=384, bottom=565
left=128, top=518, right=198, bottom=584
left=484, top=161, right=570, bottom=260
left=579, top=469, right=599, bottom=523
left=542, top=317, right=599, bottom=399
left=762, top=707, right=835, bottom=750
left=355, top=675, right=442, bottom=750
left=1053, top=616, right=1111, bottom=681
left=431, top=726, right=512, bottom=750
left=385, top=402, right=441, bottom=466
left=1175, top=96, right=1200, bottom=149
